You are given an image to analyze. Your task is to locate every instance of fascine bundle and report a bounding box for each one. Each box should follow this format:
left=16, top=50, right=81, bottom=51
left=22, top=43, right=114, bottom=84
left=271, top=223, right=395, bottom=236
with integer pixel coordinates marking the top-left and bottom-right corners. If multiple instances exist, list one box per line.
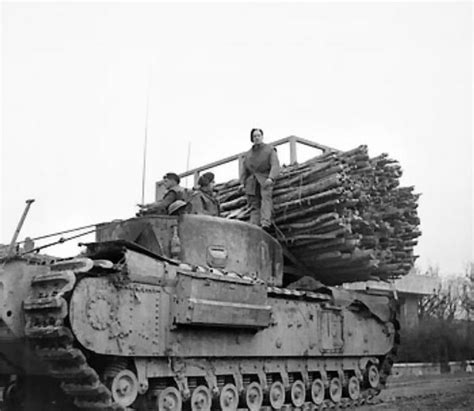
left=214, top=146, right=421, bottom=285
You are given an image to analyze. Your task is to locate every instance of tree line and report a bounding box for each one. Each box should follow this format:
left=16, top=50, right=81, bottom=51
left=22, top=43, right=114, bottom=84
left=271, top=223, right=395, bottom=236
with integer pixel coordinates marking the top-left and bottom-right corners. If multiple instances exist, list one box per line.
left=398, top=263, right=473, bottom=363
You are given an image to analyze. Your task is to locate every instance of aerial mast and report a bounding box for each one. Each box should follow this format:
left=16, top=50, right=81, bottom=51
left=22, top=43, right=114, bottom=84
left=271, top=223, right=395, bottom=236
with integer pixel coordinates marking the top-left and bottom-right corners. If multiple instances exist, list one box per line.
left=141, top=68, right=152, bottom=205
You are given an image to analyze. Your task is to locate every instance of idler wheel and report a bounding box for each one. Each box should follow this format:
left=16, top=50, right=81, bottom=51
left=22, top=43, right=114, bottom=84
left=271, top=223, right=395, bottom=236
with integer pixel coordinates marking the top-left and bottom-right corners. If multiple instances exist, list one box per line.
left=158, top=387, right=182, bottom=411
left=310, top=378, right=325, bottom=405
left=268, top=381, right=285, bottom=409
left=366, top=364, right=380, bottom=389
left=4, top=381, right=24, bottom=410
left=244, top=382, right=263, bottom=411
left=347, top=376, right=361, bottom=400
left=191, top=385, right=212, bottom=411
left=328, top=377, right=342, bottom=403
left=110, top=369, right=139, bottom=407
left=290, top=380, right=306, bottom=407
left=219, top=383, right=239, bottom=411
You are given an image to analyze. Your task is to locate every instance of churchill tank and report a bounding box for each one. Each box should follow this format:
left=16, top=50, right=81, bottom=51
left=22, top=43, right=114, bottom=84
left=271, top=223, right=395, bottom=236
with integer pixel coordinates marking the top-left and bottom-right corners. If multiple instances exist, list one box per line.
left=0, top=212, right=399, bottom=411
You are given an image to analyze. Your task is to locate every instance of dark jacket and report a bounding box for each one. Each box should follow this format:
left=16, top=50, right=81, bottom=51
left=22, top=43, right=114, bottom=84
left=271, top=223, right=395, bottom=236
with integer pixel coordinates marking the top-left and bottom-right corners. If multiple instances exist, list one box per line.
left=146, top=185, right=186, bottom=215
left=188, top=188, right=220, bottom=216
left=240, top=143, right=280, bottom=195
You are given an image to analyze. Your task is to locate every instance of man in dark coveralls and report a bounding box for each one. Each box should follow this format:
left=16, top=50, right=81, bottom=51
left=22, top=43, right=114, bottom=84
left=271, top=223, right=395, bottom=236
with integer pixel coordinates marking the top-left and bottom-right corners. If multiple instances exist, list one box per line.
left=138, top=172, right=186, bottom=215
left=240, top=128, right=280, bottom=230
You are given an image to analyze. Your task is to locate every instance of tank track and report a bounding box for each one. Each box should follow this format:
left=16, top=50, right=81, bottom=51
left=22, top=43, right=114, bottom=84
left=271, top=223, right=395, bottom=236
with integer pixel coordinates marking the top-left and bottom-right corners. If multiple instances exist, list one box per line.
left=23, top=260, right=124, bottom=411
left=22, top=257, right=400, bottom=411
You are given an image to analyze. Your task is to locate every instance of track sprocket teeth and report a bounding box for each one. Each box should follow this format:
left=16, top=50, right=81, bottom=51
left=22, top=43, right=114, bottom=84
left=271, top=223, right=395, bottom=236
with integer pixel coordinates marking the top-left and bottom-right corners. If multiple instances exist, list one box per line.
left=49, top=364, right=100, bottom=381
left=62, top=382, right=111, bottom=399
left=37, top=347, right=87, bottom=365
left=24, top=296, right=66, bottom=310
left=25, top=325, right=74, bottom=341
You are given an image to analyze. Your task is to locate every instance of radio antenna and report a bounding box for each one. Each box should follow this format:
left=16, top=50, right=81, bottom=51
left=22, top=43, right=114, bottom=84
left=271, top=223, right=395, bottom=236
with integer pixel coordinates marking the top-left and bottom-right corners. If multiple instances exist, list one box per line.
left=185, top=142, right=191, bottom=188
left=141, top=68, right=152, bottom=205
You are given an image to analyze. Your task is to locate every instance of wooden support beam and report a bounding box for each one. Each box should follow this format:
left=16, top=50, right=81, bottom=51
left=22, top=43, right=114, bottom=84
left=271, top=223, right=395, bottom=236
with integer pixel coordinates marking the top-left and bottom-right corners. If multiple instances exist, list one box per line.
left=289, top=136, right=298, bottom=164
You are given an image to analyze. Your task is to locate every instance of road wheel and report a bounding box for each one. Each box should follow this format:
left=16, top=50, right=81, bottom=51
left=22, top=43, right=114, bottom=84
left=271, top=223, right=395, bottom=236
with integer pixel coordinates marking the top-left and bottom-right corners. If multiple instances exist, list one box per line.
left=366, top=364, right=380, bottom=389
left=158, top=387, right=182, bottom=411
left=290, top=380, right=306, bottom=407
left=347, top=376, right=361, bottom=400
left=219, top=383, right=238, bottom=411
left=245, top=382, right=263, bottom=411
left=268, top=381, right=285, bottom=409
left=310, top=378, right=325, bottom=405
left=110, top=369, right=139, bottom=407
left=191, top=385, right=212, bottom=411
left=328, top=377, right=342, bottom=403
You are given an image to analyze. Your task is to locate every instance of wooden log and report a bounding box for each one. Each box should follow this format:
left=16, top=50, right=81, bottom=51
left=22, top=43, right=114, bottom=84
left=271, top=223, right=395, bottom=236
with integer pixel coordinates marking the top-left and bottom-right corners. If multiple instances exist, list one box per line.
left=220, top=196, right=246, bottom=211
left=275, top=188, right=344, bottom=213
left=274, top=174, right=345, bottom=203
left=274, top=199, right=340, bottom=224
left=285, top=232, right=346, bottom=242
left=277, top=212, right=340, bottom=231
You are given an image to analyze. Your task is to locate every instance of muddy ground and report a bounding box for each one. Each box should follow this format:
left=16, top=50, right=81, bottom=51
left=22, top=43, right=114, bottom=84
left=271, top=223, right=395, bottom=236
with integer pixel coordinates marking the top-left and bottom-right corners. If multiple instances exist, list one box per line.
left=359, top=373, right=474, bottom=410
left=0, top=373, right=472, bottom=410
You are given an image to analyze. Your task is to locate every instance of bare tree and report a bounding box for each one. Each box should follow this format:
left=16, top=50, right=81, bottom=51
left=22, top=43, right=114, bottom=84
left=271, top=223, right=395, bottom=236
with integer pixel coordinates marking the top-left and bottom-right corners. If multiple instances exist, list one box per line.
left=418, top=263, right=473, bottom=321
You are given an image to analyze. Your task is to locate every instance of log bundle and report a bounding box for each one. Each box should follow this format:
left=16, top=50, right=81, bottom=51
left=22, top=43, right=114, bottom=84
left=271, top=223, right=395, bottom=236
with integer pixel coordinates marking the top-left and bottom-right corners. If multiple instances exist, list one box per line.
left=214, top=146, right=421, bottom=285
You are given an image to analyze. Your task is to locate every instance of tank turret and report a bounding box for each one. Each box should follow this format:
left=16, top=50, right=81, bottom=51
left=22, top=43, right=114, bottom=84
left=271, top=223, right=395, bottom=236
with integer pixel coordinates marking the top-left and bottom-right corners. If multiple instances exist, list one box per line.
left=95, top=214, right=283, bottom=286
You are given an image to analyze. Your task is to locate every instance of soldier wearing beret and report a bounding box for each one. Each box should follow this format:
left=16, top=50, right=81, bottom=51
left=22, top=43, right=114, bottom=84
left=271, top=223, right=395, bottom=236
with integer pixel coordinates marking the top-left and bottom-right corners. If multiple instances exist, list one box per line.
left=189, top=172, right=220, bottom=216
left=138, top=172, right=186, bottom=215
left=240, top=128, right=280, bottom=230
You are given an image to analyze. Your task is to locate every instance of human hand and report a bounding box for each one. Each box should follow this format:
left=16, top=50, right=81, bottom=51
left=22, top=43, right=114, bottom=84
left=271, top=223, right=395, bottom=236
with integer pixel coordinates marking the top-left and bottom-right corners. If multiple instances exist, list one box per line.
left=264, top=178, right=274, bottom=188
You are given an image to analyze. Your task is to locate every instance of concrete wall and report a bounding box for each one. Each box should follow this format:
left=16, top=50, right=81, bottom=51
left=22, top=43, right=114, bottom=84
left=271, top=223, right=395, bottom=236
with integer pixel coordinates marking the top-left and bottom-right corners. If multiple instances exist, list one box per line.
left=391, top=360, right=474, bottom=379
left=393, top=275, right=440, bottom=295
left=399, top=294, right=420, bottom=329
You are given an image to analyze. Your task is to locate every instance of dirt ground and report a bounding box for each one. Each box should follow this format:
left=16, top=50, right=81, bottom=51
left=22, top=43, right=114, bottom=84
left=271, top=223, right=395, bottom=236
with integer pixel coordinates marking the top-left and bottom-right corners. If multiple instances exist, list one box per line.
left=1, top=373, right=473, bottom=410
left=358, top=373, right=474, bottom=410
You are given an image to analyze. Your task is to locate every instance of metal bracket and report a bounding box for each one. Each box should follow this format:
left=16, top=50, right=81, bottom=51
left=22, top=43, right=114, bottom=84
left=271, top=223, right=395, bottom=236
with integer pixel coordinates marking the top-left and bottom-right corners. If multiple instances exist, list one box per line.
left=338, top=368, right=346, bottom=386
left=301, top=367, right=310, bottom=389
left=320, top=367, right=328, bottom=387
left=134, top=358, right=149, bottom=394
left=232, top=367, right=244, bottom=394
left=256, top=366, right=267, bottom=391
left=7, top=199, right=35, bottom=257
left=281, top=363, right=290, bottom=387
left=204, top=362, right=219, bottom=397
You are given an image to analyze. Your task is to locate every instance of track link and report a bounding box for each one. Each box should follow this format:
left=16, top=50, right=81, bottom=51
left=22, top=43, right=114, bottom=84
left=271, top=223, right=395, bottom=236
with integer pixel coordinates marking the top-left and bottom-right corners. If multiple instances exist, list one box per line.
left=23, top=260, right=124, bottom=411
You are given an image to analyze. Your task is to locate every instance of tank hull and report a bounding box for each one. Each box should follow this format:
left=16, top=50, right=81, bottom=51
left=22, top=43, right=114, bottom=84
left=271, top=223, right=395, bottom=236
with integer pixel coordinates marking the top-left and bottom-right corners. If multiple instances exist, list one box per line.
left=69, top=276, right=394, bottom=359
left=0, top=215, right=399, bottom=410
left=0, top=246, right=398, bottom=410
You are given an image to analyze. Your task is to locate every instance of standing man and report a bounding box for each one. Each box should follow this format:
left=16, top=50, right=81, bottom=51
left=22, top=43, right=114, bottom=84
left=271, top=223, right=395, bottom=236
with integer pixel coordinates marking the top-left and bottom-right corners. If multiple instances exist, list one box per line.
left=138, top=172, right=186, bottom=215
left=240, top=128, right=280, bottom=230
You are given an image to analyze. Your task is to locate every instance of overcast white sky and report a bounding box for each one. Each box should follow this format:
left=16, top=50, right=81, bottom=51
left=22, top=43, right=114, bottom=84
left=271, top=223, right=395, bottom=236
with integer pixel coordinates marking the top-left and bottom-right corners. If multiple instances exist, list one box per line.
left=1, top=1, right=472, bottom=276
